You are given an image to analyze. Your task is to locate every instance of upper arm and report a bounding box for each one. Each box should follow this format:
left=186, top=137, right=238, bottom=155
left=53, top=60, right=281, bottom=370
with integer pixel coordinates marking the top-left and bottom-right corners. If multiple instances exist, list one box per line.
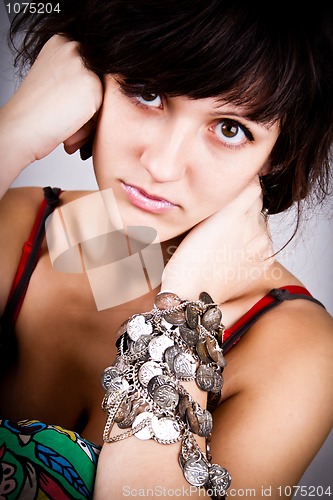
left=210, top=301, right=333, bottom=498
left=0, top=186, right=44, bottom=314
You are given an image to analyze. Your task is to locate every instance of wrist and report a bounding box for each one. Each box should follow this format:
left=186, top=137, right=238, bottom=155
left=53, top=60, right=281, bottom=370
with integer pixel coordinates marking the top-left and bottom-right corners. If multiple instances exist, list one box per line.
left=0, top=103, right=37, bottom=172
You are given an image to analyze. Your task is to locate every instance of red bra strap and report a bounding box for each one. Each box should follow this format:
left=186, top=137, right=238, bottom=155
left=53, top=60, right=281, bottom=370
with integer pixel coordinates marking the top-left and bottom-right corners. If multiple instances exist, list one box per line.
left=1, top=187, right=62, bottom=336
left=221, top=286, right=325, bottom=354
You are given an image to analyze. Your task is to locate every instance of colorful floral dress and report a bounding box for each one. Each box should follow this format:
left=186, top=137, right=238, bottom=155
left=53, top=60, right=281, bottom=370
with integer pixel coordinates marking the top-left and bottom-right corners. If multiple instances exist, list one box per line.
left=0, top=420, right=100, bottom=499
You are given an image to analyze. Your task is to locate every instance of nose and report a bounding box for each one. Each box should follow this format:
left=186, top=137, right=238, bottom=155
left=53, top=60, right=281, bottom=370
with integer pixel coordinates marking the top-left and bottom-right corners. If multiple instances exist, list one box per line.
left=140, top=121, right=191, bottom=183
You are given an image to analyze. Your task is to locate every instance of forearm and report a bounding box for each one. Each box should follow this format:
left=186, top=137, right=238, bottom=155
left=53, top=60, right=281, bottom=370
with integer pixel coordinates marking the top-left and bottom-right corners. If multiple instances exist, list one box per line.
left=94, top=380, right=209, bottom=498
left=93, top=292, right=230, bottom=498
left=0, top=104, right=36, bottom=199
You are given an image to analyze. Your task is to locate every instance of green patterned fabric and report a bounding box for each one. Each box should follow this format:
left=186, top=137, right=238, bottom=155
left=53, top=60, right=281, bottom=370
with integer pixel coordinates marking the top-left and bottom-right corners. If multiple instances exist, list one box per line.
left=0, top=419, right=101, bottom=499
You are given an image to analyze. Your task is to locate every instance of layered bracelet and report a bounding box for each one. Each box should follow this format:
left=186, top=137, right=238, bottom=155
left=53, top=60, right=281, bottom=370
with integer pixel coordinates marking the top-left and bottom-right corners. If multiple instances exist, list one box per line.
left=100, top=291, right=232, bottom=499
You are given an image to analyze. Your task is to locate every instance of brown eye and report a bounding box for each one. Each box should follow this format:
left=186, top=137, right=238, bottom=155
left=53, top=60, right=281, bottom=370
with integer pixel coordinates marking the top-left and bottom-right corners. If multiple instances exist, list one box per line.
left=141, top=92, right=159, bottom=102
left=221, top=121, right=239, bottom=138
left=213, top=119, right=253, bottom=147
left=137, top=93, right=163, bottom=108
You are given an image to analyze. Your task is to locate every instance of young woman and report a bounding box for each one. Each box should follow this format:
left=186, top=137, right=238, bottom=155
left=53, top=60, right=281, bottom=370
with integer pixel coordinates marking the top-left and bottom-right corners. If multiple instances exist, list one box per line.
left=0, top=2, right=332, bottom=498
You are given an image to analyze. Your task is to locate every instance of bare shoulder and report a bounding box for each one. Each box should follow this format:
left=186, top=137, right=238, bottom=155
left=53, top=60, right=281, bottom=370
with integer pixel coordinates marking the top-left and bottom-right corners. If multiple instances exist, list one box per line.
left=0, top=187, right=93, bottom=313
left=212, top=299, right=333, bottom=497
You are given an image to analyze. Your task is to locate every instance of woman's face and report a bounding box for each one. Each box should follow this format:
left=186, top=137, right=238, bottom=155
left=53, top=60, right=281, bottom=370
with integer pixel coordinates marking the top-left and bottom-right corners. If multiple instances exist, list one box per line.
left=93, top=76, right=279, bottom=241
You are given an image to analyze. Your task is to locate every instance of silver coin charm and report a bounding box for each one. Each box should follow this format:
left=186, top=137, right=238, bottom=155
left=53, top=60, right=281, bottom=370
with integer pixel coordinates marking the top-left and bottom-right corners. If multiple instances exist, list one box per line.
left=151, top=416, right=181, bottom=442
left=164, top=309, right=186, bottom=325
left=114, top=397, right=132, bottom=423
left=100, top=367, right=129, bottom=392
left=164, top=345, right=182, bottom=371
left=179, top=324, right=199, bottom=347
left=210, top=371, right=224, bottom=394
left=132, top=411, right=154, bottom=440
left=127, top=314, right=153, bottom=341
left=117, top=401, right=141, bottom=429
left=100, top=366, right=119, bottom=390
left=148, top=334, right=174, bottom=361
left=199, top=291, right=214, bottom=305
left=173, top=352, right=197, bottom=379
left=155, top=292, right=182, bottom=310
left=185, top=304, right=199, bottom=329
left=196, top=409, right=213, bottom=437
left=201, top=307, right=222, bottom=331
left=130, top=334, right=153, bottom=360
left=196, top=365, right=216, bottom=392
left=205, top=336, right=226, bottom=367
left=183, top=457, right=209, bottom=487
left=208, top=464, right=232, bottom=495
left=153, top=384, right=180, bottom=410
left=196, top=339, right=212, bottom=364
left=147, top=374, right=170, bottom=397
left=138, top=361, right=163, bottom=387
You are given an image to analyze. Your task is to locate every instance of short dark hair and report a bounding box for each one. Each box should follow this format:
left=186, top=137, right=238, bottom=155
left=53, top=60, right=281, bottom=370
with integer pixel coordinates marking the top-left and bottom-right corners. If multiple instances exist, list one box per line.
left=10, top=1, right=333, bottom=214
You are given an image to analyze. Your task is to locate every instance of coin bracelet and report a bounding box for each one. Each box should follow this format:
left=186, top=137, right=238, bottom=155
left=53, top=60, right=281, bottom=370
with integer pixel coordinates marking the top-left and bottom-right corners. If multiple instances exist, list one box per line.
left=101, top=291, right=232, bottom=499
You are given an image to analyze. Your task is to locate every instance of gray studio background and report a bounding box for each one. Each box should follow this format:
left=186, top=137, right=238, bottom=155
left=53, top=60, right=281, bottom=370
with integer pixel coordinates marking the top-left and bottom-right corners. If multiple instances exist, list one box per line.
left=0, top=1, right=332, bottom=494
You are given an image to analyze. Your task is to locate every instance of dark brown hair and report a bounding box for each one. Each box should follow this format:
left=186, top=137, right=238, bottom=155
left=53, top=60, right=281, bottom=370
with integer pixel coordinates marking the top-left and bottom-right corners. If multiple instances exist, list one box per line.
left=10, top=1, right=333, bottom=214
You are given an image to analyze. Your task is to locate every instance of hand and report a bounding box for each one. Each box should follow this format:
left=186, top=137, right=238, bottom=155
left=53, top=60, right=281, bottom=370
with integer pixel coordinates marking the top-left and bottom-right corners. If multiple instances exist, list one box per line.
left=0, top=35, right=103, bottom=171
left=161, top=180, right=274, bottom=304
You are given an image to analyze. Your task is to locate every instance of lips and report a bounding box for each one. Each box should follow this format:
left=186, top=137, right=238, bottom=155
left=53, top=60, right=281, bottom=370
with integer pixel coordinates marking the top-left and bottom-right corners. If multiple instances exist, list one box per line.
left=121, top=182, right=177, bottom=214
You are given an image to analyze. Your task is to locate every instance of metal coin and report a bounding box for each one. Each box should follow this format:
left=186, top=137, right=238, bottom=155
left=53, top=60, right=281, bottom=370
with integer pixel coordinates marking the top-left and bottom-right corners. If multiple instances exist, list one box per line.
left=109, top=377, right=129, bottom=392
left=114, top=398, right=132, bottom=423
left=130, top=334, right=153, bottom=360
left=117, top=402, right=141, bottom=429
left=127, top=314, right=153, bottom=341
left=217, top=325, right=226, bottom=347
left=100, top=366, right=119, bottom=390
left=185, top=304, right=199, bottom=329
left=183, top=457, right=209, bottom=487
left=148, top=334, right=174, bottom=361
left=164, top=345, right=182, bottom=372
left=186, top=404, right=200, bottom=434
left=178, top=394, right=192, bottom=420
left=173, top=352, right=197, bottom=379
left=151, top=416, right=181, bottom=442
left=155, top=292, right=182, bottom=310
left=211, top=372, right=224, bottom=394
left=196, top=365, right=216, bottom=392
left=208, top=464, right=232, bottom=495
left=147, top=374, right=170, bottom=397
left=196, top=339, right=212, bottom=364
left=201, top=307, right=222, bottom=331
left=199, top=291, right=214, bottom=305
left=153, top=384, right=179, bottom=410
left=132, top=411, right=154, bottom=440
left=101, top=367, right=129, bottom=392
left=197, top=409, right=213, bottom=437
left=164, top=309, right=186, bottom=325
left=179, top=324, right=199, bottom=347
left=138, top=361, right=163, bottom=387
left=205, top=336, right=226, bottom=367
